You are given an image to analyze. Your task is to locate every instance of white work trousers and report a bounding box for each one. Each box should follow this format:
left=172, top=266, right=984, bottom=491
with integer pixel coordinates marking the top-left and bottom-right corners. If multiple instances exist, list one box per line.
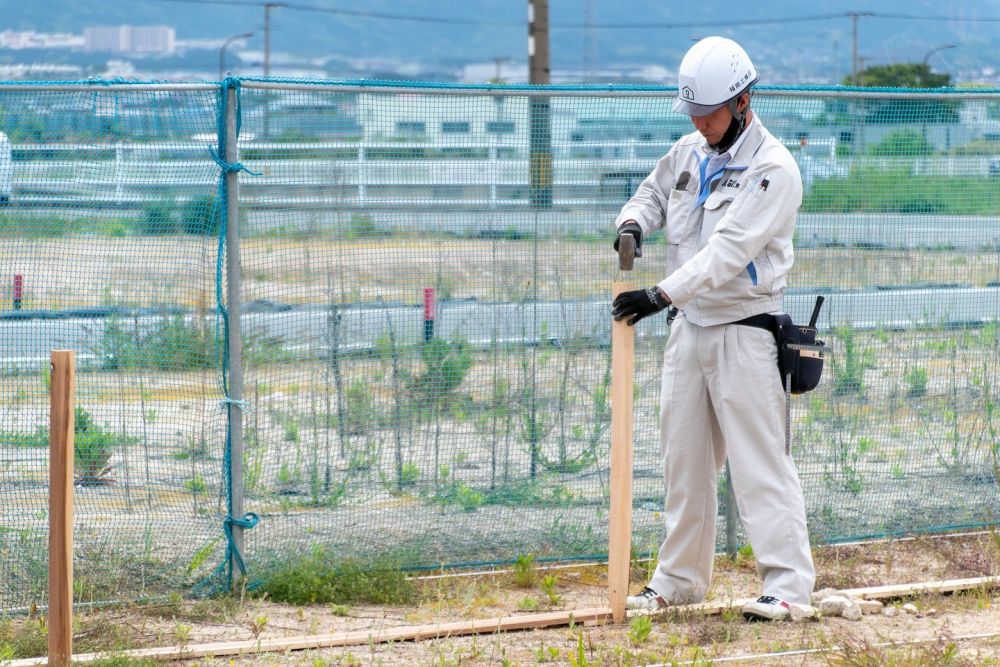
left=647, top=317, right=815, bottom=605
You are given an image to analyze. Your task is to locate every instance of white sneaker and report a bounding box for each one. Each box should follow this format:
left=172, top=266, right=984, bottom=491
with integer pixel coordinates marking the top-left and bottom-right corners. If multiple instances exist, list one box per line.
left=742, top=595, right=791, bottom=621
left=626, top=587, right=668, bottom=611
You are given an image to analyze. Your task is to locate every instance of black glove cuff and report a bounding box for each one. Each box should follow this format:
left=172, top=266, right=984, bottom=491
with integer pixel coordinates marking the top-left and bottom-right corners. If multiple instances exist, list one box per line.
left=614, top=222, right=643, bottom=253
left=645, top=287, right=669, bottom=310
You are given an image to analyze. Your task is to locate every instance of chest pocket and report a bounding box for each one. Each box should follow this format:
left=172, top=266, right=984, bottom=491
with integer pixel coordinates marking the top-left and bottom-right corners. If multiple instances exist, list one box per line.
left=701, top=189, right=737, bottom=244
left=665, top=187, right=697, bottom=247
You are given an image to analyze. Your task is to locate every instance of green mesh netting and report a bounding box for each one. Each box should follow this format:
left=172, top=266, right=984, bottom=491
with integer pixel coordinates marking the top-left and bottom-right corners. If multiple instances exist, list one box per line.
left=1, top=80, right=999, bottom=610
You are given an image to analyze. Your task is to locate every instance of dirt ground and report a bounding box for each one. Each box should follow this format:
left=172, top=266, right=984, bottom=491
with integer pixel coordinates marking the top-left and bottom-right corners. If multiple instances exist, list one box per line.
left=13, top=531, right=997, bottom=666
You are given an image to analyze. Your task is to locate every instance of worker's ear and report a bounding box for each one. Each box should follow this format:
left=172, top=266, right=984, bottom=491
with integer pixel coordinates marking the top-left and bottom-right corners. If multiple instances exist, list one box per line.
left=737, top=93, right=750, bottom=113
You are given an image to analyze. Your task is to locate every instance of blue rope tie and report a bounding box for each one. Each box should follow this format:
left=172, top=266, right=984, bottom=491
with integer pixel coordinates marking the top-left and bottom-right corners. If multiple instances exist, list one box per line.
left=219, top=397, right=251, bottom=413
left=223, top=512, right=260, bottom=577
left=208, top=147, right=262, bottom=177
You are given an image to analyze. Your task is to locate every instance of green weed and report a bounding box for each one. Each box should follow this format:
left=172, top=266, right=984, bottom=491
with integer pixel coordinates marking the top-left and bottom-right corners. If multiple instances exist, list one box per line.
left=255, top=547, right=414, bottom=605
left=512, top=553, right=537, bottom=588
left=540, top=574, right=561, bottom=605
left=628, top=615, right=653, bottom=644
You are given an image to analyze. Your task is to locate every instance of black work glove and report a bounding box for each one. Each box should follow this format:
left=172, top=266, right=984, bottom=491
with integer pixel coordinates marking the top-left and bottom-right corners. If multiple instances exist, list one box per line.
left=613, top=221, right=643, bottom=258
left=611, top=287, right=670, bottom=326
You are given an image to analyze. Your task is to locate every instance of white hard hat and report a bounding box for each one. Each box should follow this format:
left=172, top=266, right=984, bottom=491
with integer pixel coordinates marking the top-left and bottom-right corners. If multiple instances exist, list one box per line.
left=672, top=36, right=759, bottom=117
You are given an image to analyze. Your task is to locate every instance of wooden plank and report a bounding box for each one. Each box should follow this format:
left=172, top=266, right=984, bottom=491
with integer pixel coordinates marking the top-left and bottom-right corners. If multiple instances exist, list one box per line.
left=840, top=575, right=1000, bottom=600
left=48, top=350, right=75, bottom=667
left=10, top=575, right=1000, bottom=666
left=9, top=607, right=615, bottom=666
left=608, top=282, right=635, bottom=624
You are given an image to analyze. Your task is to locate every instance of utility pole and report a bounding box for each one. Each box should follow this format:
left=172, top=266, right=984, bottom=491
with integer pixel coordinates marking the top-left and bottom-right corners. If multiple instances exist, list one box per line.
left=848, top=11, right=872, bottom=84
left=528, top=0, right=552, bottom=209
left=492, top=56, right=510, bottom=83
left=583, top=0, right=596, bottom=82
left=263, top=2, right=286, bottom=78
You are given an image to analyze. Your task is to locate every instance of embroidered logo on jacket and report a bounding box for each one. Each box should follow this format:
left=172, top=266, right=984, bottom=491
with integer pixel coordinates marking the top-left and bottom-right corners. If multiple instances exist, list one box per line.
left=722, top=178, right=741, bottom=189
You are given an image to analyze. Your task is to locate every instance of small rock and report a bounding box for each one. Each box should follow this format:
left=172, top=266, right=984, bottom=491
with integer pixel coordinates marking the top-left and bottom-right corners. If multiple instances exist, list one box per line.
left=883, top=606, right=898, bottom=617
left=926, top=608, right=937, bottom=616
left=902, top=603, right=919, bottom=615
left=819, top=595, right=851, bottom=616
left=859, top=599, right=884, bottom=615
left=789, top=603, right=819, bottom=622
left=843, top=602, right=863, bottom=621
left=811, top=588, right=843, bottom=605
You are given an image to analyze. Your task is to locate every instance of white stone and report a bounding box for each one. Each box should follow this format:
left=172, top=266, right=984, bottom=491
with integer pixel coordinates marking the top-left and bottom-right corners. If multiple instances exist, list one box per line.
left=926, top=608, right=937, bottom=616
left=883, top=606, right=898, bottom=617
left=902, top=603, right=919, bottom=614
left=819, top=595, right=851, bottom=616
left=859, top=599, right=884, bottom=615
left=843, top=601, right=863, bottom=620
left=789, top=603, right=819, bottom=622
left=811, top=588, right=843, bottom=605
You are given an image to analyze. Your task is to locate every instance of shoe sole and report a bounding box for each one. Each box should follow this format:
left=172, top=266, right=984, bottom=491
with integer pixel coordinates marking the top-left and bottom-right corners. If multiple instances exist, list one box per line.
left=742, top=611, right=786, bottom=622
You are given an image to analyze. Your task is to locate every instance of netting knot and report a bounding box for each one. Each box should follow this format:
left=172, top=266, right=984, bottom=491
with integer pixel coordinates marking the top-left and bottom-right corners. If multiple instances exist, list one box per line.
left=223, top=512, right=260, bottom=576
left=209, top=147, right=262, bottom=176
left=219, top=397, right=251, bottom=414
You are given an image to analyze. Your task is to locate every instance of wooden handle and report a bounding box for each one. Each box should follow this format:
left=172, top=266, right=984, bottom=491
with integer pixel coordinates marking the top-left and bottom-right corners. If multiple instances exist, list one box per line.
left=608, top=282, right=635, bottom=623
left=49, top=350, right=75, bottom=667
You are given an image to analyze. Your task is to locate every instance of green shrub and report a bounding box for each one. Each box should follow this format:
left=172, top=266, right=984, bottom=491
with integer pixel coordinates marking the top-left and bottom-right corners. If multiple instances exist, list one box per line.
left=140, top=200, right=177, bottom=234
left=100, top=314, right=215, bottom=371
left=905, top=366, right=929, bottom=398
left=73, top=406, right=128, bottom=486
left=512, top=553, right=537, bottom=588
left=180, top=195, right=219, bottom=235
left=398, top=462, right=420, bottom=487
left=256, top=547, right=414, bottom=605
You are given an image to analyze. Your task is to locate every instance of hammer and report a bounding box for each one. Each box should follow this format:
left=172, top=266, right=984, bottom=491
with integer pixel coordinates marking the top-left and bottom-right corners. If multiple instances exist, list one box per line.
left=617, top=231, right=636, bottom=271
left=608, top=229, right=636, bottom=623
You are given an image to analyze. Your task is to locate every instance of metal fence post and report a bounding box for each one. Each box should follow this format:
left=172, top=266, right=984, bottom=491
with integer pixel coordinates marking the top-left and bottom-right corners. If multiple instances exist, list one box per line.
left=224, top=83, right=246, bottom=585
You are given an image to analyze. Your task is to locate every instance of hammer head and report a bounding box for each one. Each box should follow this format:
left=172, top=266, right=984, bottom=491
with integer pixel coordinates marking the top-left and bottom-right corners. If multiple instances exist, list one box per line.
left=618, top=233, right=635, bottom=271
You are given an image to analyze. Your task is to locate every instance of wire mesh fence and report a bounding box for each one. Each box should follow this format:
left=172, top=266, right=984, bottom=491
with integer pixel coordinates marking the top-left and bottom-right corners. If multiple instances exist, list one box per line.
left=1, top=79, right=999, bottom=610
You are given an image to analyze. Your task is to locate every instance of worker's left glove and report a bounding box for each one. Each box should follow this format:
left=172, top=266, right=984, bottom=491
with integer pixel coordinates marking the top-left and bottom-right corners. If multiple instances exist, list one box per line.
left=611, top=287, right=670, bottom=326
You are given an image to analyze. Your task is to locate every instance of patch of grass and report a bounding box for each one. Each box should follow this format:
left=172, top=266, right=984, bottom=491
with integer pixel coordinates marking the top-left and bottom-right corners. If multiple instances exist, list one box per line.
left=255, top=547, right=414, bottom=605
left=512, top=553, right=537, bottom=589
left=824, top=629, right=972, bottom=667
left=0, top=212, right=73, bottom=237
left=100, top=314, right=216, bottom=371
left=628, top=615, right=653, bottom=644
left=540, top=574, right=560, bottom=605
left=0, top=616, right=47, bottom=659
left=87, top=656, right=164, bottom=667
left=1, top=406, right=127, bottom=486
left=804, top=168, right=1000, bottom=215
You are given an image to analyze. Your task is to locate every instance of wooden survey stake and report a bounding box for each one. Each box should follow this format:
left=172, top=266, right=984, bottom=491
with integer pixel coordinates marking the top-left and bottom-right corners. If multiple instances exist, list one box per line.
left=608, top=282, right=635, bottom=623
left=49, top=351, right=75, bottom=667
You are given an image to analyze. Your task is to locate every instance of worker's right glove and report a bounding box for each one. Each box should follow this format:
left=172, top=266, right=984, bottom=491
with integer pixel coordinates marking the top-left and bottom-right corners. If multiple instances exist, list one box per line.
left=611, top=286, right=670, bottom=326
left=613, top=221, right=643, bottom=258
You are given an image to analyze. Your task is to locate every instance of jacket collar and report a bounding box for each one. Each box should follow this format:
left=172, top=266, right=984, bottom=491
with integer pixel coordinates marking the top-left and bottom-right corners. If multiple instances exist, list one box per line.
left=699, top=115, right=766, bottom=169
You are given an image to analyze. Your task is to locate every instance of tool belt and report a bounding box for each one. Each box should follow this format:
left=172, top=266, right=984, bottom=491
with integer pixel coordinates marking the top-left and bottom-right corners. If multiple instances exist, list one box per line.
left=732, top=296, right=827, bottom=395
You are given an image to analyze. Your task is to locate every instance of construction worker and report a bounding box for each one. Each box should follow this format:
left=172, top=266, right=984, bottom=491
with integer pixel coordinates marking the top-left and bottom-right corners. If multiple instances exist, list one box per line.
left=611, top=36, right=815, bottom=621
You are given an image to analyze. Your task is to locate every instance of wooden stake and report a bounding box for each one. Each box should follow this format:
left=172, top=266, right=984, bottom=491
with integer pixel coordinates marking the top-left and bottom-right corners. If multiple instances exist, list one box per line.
left=608, top=282, right=635, bottom=623
left=48, top=350, right=75, bottom=667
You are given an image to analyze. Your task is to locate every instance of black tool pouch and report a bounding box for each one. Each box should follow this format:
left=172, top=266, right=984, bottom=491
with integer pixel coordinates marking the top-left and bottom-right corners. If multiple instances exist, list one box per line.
left=773, top=296, right=827, bottom=394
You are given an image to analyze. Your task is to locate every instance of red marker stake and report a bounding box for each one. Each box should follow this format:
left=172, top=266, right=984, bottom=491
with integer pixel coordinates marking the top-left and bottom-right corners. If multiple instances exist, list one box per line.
left=13, top=273, right=22, bottom=310
left=423, top=287, right=435, bottom=342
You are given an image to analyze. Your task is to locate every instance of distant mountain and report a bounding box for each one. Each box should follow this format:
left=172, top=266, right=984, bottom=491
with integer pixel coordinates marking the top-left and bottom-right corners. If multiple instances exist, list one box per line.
left=6, top=0, right=999, bottom=83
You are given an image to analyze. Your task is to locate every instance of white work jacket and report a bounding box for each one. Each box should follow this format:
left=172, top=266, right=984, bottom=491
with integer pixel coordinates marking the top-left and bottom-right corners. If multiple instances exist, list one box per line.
left=614, top=116, right=802, bottom=326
